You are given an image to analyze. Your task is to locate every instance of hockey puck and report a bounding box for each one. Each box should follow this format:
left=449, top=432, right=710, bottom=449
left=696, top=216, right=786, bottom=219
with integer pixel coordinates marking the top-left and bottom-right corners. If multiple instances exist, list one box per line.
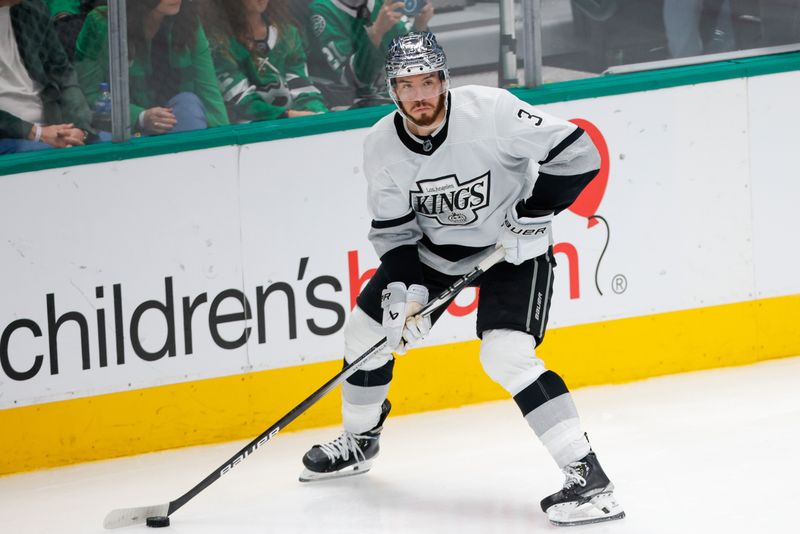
left=146, top=516, right=170, bottom=528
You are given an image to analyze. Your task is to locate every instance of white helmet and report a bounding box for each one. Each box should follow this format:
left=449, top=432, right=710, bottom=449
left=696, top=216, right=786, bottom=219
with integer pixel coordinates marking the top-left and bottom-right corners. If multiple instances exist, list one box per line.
left=385, top=31, right=450, bottom=107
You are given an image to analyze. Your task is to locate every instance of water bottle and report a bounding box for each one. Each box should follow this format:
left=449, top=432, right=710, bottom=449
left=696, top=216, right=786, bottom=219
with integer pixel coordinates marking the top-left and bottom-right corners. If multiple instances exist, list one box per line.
left=93, top=82, right=112, bottom=131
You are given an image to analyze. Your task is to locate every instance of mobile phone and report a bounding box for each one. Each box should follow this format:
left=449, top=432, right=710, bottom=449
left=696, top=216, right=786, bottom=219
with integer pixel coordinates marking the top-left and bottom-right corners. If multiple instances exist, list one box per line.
left=400, top=0, right=426, bottom=17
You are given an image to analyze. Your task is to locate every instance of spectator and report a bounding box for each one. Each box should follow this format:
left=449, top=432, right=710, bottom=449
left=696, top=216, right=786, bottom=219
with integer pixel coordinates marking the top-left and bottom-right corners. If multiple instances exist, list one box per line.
left=306, top=0, right=434, bottom=109
left=0, top=0, right=103, bottom=154
left=75, top=0, right=229, bottom=136
left=204, top=0, right=327, bottom=123
left=46, top=0, right=105, bottom=60
left=663, top=0, right=735, bottom=58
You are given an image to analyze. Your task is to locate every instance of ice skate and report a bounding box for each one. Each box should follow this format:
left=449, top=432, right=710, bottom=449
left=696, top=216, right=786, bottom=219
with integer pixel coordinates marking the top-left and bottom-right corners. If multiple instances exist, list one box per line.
left=299, top=399, right=391, bottom=482
left=540, top=451, right=625, bottom=527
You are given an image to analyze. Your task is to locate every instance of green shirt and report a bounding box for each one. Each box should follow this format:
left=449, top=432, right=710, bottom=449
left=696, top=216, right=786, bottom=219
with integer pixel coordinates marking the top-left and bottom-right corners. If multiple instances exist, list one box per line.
left=46, top=0, right=80, bottom=17
left=306, top=0, right=414, bottom=103
left=74, top=7, right=230, bottom=131
left=210, top=21, right=327, bottom=123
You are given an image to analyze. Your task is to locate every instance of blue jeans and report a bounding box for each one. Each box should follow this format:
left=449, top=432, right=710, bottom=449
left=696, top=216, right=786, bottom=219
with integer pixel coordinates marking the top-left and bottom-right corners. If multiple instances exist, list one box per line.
left=0, top=138, right=52, bottom=154
left=135, top=93, right=207, bottom=136
left=167, top=92, right=207, bottom=133
left=0, top=131, right=112, bottom=155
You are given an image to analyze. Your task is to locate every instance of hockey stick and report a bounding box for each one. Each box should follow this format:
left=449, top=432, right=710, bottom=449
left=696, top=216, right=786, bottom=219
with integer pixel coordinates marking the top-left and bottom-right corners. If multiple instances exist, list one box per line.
left=103, top=248, right=505, bottom=529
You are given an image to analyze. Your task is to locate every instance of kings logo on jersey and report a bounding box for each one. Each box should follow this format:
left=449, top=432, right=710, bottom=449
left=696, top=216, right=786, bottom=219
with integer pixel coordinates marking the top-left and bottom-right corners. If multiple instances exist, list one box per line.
left=410, top=172, right=491, bottom=226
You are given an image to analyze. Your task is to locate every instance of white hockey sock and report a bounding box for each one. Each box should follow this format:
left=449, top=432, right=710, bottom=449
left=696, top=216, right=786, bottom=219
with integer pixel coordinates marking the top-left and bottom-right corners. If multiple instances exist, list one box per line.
left=340, top=306, right=394, bottom=434
left=537, top=417, right=591, bottom=468
left=342, top=398, right=385, bottom=434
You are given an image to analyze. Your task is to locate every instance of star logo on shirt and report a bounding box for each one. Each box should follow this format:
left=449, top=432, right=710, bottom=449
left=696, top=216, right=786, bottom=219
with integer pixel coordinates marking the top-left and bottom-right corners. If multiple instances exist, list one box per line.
left=310, top=14, right=326, bottom=37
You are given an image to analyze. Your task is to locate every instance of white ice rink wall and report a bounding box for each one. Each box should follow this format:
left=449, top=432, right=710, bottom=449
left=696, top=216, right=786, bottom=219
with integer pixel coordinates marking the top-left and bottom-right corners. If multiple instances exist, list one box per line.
left=1, top=56, right=799, bottom=475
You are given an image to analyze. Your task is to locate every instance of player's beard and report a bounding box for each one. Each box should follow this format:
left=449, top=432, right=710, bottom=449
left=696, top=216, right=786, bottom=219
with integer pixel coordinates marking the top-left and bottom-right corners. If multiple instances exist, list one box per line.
left=402, top=94, right=447, bottom=128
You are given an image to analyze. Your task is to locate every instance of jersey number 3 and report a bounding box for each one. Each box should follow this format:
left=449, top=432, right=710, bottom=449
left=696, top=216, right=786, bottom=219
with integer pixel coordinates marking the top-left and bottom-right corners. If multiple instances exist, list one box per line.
left=517, top=109, right=543, bottom=126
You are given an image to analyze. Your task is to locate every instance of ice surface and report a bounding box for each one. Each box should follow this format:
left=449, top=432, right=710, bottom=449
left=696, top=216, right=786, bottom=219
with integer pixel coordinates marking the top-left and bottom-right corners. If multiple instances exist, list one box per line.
left=1, top=356, right=797, bottom=534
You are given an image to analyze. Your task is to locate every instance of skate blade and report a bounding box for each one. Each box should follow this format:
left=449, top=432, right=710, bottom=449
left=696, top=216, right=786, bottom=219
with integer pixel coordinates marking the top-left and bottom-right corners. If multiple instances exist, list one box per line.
left=547, top=492, right=625, bottom=527
left=298, top=460, right=374, bottom=483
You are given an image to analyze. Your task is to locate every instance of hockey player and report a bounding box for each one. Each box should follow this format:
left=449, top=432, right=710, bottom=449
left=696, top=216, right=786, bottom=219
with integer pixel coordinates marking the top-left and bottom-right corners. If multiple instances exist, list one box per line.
left=299, top=31, right=625, bottom=527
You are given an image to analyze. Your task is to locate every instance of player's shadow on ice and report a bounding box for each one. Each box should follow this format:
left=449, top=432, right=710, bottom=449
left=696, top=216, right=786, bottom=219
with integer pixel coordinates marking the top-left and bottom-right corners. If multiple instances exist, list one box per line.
left=299, top=476, right=545, bottom=529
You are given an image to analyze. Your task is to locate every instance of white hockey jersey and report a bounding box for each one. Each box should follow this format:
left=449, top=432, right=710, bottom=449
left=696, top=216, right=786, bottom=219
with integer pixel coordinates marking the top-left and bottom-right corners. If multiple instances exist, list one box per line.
left=363, top=85, right=600, bottom=277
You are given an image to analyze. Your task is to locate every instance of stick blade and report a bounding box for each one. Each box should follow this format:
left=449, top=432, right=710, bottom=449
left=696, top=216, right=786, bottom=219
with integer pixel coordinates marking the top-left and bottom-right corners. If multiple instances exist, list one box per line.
left=103, top=503, right=169, bottom=529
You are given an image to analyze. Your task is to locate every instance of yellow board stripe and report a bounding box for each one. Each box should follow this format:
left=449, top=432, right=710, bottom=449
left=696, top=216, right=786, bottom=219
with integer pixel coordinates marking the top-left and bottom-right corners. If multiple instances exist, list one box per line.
left=2, top=294, right=798, bottom=476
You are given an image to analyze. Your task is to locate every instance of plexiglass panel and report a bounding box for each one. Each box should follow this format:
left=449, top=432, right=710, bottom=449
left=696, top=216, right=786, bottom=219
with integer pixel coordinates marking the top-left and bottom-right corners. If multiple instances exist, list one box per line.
left=541, top=0, right=800, bottom=80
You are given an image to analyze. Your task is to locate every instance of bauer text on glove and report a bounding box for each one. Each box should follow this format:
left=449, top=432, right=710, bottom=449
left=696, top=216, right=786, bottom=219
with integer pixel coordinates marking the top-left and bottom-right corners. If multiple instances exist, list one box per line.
left=498, top=204, right=553, bottom=265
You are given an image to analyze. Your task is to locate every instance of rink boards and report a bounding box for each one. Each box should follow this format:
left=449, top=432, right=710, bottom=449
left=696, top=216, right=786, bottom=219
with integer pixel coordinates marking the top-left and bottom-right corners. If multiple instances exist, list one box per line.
left=1, top=68, right=799, bottom=475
